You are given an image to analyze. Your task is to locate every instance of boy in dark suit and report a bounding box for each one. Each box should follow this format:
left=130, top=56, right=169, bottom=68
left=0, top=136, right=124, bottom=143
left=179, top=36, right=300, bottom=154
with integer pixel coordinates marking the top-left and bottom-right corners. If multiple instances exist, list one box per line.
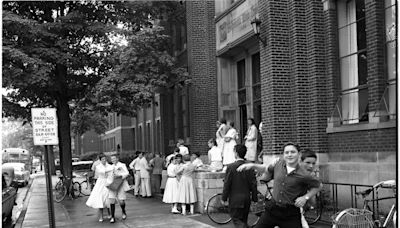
left=222, top=144, right=258, bottom=228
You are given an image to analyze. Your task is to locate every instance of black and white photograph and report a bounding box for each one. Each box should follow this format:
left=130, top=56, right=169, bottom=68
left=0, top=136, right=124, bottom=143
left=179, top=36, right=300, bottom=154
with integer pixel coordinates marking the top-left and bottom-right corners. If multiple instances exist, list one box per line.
left=1, top=0, right=398, bottom=228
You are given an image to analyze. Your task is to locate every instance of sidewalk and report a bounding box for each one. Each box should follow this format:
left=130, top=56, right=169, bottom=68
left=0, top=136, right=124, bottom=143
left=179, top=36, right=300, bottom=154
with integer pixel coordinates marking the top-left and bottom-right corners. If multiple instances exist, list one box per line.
left=19, top=175, right=332, bottom=228
left=19, top=175, right=214, bottom=228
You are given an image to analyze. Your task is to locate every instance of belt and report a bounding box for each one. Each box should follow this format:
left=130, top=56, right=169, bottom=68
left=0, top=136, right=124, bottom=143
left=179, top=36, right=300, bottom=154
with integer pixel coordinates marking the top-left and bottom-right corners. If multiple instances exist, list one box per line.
left=168, top=176, right=176, bottom=178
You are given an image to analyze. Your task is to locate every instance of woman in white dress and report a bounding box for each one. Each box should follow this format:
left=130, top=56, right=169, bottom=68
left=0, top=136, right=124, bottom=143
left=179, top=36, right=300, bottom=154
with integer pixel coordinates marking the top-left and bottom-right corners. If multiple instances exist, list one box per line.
left=86, top=154, right=113, bottom=222
left=162, top=154, right=181, bottom=213
left=244, top=118, right=258, bottom=162
left=216, top=118, right=227, bottom=152
left=222, top=121, right=238, bottom=166
left=177, top=155, right=197, bottom=215
left=207, top=138, right=223, bottom=171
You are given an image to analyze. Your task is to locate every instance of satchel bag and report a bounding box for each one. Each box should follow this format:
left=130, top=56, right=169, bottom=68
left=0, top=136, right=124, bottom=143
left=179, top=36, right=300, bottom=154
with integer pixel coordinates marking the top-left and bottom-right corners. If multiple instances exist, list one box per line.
left=106, top=176, right=124, bottom=191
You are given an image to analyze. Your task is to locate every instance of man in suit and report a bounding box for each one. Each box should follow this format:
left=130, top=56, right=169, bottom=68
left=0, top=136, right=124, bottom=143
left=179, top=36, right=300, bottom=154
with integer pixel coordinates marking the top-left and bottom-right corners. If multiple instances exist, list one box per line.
left=222, top=144, right=258, bottom=228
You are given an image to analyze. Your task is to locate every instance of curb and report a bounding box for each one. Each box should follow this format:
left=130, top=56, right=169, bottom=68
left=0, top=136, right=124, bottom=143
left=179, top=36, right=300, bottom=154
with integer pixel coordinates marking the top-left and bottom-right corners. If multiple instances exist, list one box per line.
left=14, top=177, right=35, bottom=228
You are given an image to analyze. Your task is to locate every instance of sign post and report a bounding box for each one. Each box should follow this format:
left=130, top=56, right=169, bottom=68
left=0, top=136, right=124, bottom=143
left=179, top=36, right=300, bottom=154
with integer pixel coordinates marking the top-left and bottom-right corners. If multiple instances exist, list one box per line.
left=31, top=108, right=58, bottom=228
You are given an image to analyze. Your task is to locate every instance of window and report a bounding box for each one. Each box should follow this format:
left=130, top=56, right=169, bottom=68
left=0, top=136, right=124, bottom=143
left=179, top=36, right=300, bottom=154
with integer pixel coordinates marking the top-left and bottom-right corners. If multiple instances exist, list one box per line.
left=132, top=128, right=136, bottom=150
left=138, top=125, right=143, bottom=150
left=337, top=0, right=368, bottom=124
left=156, top=120, right=161, bottom=153
left=237, top=59, right=246, bottom=105
left=385, top=0, right=397, bottom=118
left=146, top=122, right=151, bottom=152
left=252, top=53, right=262, bottom=126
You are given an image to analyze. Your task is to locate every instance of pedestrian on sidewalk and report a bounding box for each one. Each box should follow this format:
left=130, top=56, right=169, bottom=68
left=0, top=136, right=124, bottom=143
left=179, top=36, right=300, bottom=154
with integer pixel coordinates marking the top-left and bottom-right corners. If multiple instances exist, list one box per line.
left=108, top=154, right=131, bottom=223
left=208, top=138, right=223, bottom=171
left=177, top=154, right=197, bottom=215
left=163, top=154, right=181, bottom=213
left=129, top=151, right=142, bottom=197
left=221, top=144, right=258, bottom=228
left=237, top=142, right=322, bottom=228
left=138, top=151, right=152, bottom=198
left=86, top=153, right=113, bottom=222
left=150, top=153, right=164, bottom=194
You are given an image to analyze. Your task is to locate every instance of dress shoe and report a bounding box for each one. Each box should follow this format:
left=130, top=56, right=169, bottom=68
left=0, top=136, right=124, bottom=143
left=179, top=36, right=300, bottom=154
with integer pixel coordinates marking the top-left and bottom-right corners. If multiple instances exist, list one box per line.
left=122, top=214, right=127, bottom=220
left=110, top=218, right=115, bottom=223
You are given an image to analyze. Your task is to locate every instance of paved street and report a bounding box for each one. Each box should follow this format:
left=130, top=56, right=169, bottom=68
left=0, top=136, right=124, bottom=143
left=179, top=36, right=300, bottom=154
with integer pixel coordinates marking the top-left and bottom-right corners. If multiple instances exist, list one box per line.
left=3, top=181, right=29, bottom=228
left=15, top=174, right=332, bottom=228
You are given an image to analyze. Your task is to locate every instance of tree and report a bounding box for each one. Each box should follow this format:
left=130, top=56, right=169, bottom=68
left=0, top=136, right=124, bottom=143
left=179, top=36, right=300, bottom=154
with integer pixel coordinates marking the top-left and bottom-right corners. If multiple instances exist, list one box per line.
left=2, top=1, right=188, bottom=185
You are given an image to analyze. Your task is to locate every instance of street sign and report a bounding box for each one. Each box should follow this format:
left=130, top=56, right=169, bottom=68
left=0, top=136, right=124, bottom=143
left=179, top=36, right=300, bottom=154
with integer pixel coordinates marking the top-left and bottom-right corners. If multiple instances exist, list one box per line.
left=31, top=108, right=59, bottom=145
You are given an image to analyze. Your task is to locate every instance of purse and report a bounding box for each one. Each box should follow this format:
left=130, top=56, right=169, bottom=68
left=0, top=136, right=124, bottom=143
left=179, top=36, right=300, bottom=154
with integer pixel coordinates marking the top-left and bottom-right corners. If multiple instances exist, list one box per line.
left=106, top=176, right=124, bottom=191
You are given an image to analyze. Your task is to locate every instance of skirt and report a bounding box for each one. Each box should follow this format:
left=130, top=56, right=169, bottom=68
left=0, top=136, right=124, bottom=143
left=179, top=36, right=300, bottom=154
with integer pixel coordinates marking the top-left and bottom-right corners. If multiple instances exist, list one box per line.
left=162, top=177, right=179, bottom=203
left=177, top=176, right=197, bottom=204
left=86, top=177, right=109, bottom=209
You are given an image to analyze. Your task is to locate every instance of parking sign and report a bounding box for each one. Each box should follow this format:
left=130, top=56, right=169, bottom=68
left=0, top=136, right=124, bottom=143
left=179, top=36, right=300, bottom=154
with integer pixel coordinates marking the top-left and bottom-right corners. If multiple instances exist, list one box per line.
left=31, top=108, right=59, bottom=145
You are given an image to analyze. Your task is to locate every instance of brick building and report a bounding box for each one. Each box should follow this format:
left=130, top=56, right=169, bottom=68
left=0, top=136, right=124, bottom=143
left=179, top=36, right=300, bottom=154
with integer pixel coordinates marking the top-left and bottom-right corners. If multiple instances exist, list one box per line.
left=214, top=0, right=396, bottom=185
left=94, top=2, right=218, bottom=156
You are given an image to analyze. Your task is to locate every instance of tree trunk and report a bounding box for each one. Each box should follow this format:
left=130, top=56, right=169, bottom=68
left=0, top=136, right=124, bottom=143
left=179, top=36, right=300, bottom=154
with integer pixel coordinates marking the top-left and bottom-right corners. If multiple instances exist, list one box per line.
left=54, top=64, right=72, bottom=184
left=56, top=93, right=72, bottom=179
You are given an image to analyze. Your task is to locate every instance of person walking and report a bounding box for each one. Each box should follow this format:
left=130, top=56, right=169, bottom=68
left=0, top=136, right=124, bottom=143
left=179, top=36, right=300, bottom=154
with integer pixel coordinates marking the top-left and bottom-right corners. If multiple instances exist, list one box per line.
left=237, top=142, right=322, bottom=228
left=244, top=118, right=258, bottom=162
left=207, top=138, right=223, bottom=171
left=177, top=154, right=197, bottom=215
left=137, top=151, right=152, bottom=198
left=129, top=151, right=142, bottom=197
left=108, top=154, right=130, bottom=223
left=150, top=153, right=164, bottom=194
left=86, top=154, right=113, bottom=222
left=222, top=121, right=238, bottom=167
left=221, top=144, right=258, bottom=228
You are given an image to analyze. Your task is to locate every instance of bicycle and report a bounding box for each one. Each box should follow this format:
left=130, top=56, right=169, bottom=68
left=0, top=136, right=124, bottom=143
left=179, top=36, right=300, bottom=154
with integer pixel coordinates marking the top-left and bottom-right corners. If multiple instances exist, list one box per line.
left=53, top=173, right=81, bottom=202
left=332, top=180, right=396, bottom=228
left=205, top=180, right=272, bottom=227
left=77, top=172, right=95, bottom=196
left=303, top=191, right=323, bottom=225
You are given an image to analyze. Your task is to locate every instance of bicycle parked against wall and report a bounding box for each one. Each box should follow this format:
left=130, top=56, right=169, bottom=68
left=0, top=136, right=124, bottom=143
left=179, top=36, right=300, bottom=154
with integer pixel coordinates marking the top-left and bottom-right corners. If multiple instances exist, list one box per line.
left=53, top=173, right=80, bottom=202
left=332, top=180, right=396, bottom=228
left=205, top=180, right=271, bottom=227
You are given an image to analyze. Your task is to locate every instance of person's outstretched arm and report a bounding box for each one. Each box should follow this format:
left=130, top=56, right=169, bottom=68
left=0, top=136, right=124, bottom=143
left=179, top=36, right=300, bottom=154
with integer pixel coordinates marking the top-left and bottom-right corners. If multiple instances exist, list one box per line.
left=236, top=163, right=267, bottom=173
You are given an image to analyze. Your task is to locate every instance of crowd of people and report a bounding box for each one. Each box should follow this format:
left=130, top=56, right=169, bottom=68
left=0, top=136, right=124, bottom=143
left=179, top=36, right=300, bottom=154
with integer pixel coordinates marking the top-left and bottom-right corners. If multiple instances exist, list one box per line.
left=84, top=116, right=322, bottom=228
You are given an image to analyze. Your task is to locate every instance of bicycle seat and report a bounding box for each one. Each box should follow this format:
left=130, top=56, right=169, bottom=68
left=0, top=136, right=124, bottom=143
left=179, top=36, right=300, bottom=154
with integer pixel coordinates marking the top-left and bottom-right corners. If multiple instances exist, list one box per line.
left=380, top=180, right=396, bottom=188
left=355, top=188, right=373, bottom=197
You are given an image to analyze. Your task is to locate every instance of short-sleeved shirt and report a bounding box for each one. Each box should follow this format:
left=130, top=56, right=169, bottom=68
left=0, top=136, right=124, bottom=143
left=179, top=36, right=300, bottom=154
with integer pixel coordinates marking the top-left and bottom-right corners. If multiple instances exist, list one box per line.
left=268, top=159, right=321, bottom=206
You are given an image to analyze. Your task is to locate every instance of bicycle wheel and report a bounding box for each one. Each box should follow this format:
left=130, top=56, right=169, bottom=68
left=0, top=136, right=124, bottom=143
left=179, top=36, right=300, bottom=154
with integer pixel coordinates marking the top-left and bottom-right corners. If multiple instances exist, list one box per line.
left=80, top=180, right=91, bottom=196
left=206, top=193, right=232, bottom=224
left=72, top=182, right=81, bottom=198
left=54, top=181, right=67, bottom=203
left=304, top=195, right=322, bottom=225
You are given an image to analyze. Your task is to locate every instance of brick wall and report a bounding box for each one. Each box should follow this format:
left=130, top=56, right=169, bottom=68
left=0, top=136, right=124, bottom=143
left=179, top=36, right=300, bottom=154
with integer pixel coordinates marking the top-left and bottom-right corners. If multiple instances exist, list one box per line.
left=186, top=1, right=218, bottom=154
left=365, top=0, right=386, bottom=113
left=259, top=0, right=327, bottom=154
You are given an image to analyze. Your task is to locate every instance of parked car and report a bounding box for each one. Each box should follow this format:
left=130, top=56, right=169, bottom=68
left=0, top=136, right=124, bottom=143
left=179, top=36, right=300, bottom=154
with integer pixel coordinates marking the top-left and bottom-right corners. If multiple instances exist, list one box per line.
left=2, top=167, right=18, bottom=225
left=72, top=161, right=93, bottom=178
left=2, top=163, right=30, bottom=186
